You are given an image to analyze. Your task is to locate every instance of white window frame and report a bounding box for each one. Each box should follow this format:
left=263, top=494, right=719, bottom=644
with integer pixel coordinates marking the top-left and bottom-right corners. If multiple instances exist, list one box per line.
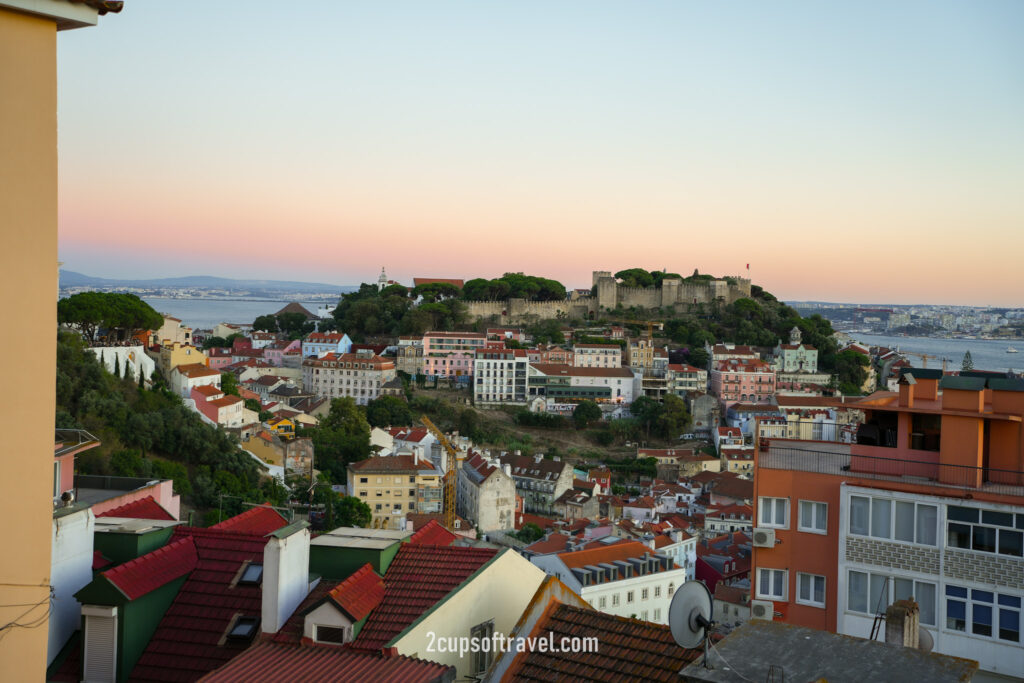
left=796, top=573, right=826, bottom=608
left=758, top=497, right=789, bottom=529
left=846, top=570, right=937, bottom=626
left=798, top=500, right=827, bottom=534
left=756, top=568, right=788, bottom=601
left=849, top=494, right=937, bottom=547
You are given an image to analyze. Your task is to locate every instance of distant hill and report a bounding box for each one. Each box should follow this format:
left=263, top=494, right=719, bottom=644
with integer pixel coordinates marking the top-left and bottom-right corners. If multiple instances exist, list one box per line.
left=59, top=270, right=358, bottom=294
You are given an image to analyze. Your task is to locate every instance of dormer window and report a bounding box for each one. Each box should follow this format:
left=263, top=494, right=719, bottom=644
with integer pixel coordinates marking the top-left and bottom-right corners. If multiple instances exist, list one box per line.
left=227, top=616, right=260, bottom=641
left=239, top=563, right=263, bottom=586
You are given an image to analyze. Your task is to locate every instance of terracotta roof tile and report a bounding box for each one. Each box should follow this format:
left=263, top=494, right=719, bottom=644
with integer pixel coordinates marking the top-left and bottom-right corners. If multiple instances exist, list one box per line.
left=407, top=520, right=457, bottom=547
left=95, top=495, right=176, bottom=521
left=328, top=563, right=385, bottom=622
left=102, top=536, right=197, bottom=601
left=558, top=541, right=669, bottom=570
left=201, top=642, right=453, bottom=683
left=211, top=504, right=288, bottom=535
left=505, top=603, right=699, bottom=681
left=353, top=544, right=498, bottom=651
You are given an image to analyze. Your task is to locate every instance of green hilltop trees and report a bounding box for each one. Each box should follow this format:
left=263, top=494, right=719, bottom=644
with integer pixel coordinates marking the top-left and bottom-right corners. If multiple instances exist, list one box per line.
left=58, top=292, right=163, bottom=342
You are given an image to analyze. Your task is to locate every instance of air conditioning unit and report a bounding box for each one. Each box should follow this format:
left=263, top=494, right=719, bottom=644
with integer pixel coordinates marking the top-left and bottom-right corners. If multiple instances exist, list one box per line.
left=751, top=600, right=775, bottom=621
left=751, top=527, right=776, bottom=548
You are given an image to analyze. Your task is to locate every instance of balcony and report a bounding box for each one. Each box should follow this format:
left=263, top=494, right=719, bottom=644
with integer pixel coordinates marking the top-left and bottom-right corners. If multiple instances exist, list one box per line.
left=760, top=440, right=1024, bottom=497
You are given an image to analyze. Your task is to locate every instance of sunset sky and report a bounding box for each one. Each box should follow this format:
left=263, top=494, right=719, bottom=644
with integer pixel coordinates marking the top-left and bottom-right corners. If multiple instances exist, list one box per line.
left=57, top=2, right=1023, bottom=305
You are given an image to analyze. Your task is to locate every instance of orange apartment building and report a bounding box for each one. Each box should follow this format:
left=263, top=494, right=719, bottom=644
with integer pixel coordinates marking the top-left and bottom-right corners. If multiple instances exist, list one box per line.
left=752, top=368, right=1024, bottom=680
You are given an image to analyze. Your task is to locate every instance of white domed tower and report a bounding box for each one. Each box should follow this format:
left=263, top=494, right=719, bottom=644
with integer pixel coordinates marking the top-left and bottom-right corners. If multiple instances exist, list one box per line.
left=377, top=267, right=388, bottom=291
left=789, top=325, right=802, bottom=346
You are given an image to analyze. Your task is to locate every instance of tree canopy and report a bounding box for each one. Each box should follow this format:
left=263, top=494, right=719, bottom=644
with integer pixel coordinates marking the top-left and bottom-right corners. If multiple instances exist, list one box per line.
left=573, top=400, right=602, bottom=429
left=461, top=273, right=565, bottom=301
left=253, top=312, right=315, bottom=339
left=331, top=283, right=467, bottom=341
left=58, top=292, right=163, bottom=342
left=365, top=395, right=412, bottom=428
left=614, top=269, right=682, bottom=288
left=311, top=397, right=373, bottom=482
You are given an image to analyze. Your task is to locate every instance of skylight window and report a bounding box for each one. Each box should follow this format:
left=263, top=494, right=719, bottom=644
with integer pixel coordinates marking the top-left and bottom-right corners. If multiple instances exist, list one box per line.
left=227, top=616, right=259, bottom=641
left=239, top=563, right=263, bottom=586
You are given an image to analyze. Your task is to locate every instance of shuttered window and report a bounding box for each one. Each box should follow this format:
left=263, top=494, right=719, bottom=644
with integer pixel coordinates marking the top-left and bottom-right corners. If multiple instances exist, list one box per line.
left=83, top=609, right=117, bottom=682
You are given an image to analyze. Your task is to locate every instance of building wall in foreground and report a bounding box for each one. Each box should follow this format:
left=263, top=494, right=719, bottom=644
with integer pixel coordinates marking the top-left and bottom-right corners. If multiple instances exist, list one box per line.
left=0, top=8, right=59, bottom=679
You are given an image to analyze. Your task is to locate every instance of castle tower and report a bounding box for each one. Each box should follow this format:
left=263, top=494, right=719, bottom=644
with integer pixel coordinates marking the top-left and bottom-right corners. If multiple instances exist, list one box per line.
left=789, top=326, right=802, bottom=345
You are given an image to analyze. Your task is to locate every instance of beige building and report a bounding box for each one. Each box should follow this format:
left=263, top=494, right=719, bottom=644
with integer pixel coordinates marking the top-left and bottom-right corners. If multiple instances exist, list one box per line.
left=395, top=336, right=423, bottom=375
left=347, top=455, right=443, bottom=530
left=151, top=315, right=192, bottom=347
left=572, top=343, right=621, bottom=369
left=1, top=2, right=119, bottom=679
left=303, top=349, right=396, bottom=405
left=155, top=342, right=208, bottom=378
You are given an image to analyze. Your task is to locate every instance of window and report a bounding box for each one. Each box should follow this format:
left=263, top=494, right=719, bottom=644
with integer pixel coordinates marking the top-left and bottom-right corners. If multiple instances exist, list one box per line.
left=799, top=501, right=827, bottom=533
left=469, top=619, right=495, bottom=674
left=654, top=608, right=662, bottom=621
left=947, top=506, right=1023, bottom=557
left=849, top=495, right=937, bottom=546
left=758, top=497, right=789, bottom=528
left=641, top=610, right=649, bottom=621
left=797, top=573, right=825, bottom=608
left=314, top=625, right=349, bottom=644
left=599, top=596, right=607, bottom=608
left=654, top=585, right=661, bottom=598
left=227, top=616, right=260, bottom=641
left=946, top=585, right=1019, bottom=643
left=848, top=570, right=937, bottom=626
left=238, top=563, right=263, bottom=586
left=627, top=591, right=634, bottom=604
left=641, top=588, right=649, bottom=600
left=757, top=568, right=787, bottom=600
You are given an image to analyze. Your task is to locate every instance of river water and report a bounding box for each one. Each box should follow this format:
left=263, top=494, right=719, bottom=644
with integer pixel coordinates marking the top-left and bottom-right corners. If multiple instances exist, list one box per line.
left=141, top=297, right=330, bottom=330
left=849, top=333, right=1020, bottom=373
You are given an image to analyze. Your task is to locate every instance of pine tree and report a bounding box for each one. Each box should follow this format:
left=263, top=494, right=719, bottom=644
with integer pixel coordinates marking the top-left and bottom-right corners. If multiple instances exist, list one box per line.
left=113, top=354, right=121, bottom=378
left=962, top=351, right=974, bottom=371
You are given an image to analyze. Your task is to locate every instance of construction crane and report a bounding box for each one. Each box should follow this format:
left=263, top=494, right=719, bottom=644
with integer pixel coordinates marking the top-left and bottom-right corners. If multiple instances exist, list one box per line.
left=897, top=349, right=948, bottom=373
left=607, top=318, right=664, bottom=340
left=420, top=415, right=457, bottom=531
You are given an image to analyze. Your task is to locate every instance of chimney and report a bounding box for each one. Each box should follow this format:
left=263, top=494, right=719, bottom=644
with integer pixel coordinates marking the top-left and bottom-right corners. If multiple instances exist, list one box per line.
left=502, top=463, right=512, bottom=477
left=885, top=599, right=920, bottom=649
left=898, top=374, right=916, bottom=408
left=262, top=521, right=310, bottom=634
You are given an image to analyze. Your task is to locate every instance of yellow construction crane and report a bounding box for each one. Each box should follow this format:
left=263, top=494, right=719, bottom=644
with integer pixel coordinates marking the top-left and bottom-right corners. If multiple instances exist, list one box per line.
left=898, top=349, right=948, bottom=373
left=420, top=415, right=457, bottom=531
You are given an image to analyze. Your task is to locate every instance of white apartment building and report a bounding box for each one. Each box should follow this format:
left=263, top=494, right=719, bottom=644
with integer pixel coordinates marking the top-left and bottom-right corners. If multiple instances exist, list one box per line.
left=666, top=363, right=708, bottom=396
left=528, top=364, right=637, bottom=404
left=456, top=451, right=517, bottom=532
left=572, top=344, right=622, bottom=369
left=837, top=484, right=1023, bottom=679
left=530, top=541, right=688, bottom=625
left=169, top=362, right=221, bottom=398
left=302, top=350, right=396, bottom=405
left=473, top=348, right=529, bottom=406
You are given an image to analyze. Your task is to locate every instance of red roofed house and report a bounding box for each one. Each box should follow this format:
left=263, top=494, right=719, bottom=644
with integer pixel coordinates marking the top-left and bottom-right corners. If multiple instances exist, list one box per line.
left=191, top=385, right=246, bottom=428
left=170, top=362, right=221, bottom=398
left=351, top=543, right=547, bottom=680
left=709, top=357, right=776, bottom=408
left=666, top=363, right=708, bottom=396
left=457, top=450, right=517, bottom=531
left=529, top=541, right=688, bottom=625
left=69, top=506, right=293, bottom=682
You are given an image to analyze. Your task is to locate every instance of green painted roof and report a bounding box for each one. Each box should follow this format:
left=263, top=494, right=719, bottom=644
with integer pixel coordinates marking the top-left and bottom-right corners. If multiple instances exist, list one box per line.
left=939, top=376, right=986, bottom=391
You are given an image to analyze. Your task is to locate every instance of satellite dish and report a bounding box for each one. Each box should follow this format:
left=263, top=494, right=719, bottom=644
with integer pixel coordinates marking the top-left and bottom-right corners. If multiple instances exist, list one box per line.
left=668, top=581, right=714, bottom=649
left=918, top=627, right=934, bottom=653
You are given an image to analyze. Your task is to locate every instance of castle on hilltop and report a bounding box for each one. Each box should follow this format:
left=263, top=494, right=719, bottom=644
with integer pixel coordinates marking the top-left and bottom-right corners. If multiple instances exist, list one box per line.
left=464, top=270, right=752, bottom=323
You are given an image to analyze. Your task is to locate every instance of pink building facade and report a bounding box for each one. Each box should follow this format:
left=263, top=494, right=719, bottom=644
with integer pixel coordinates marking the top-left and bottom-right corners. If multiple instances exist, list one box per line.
left=709, top=358, right=776, bottom=407
left=422, top=331, right=486, bottom=377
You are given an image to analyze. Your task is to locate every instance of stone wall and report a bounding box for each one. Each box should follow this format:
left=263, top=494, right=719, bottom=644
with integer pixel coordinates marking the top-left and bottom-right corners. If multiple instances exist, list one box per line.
left=464, top=272, right=753, bottom=323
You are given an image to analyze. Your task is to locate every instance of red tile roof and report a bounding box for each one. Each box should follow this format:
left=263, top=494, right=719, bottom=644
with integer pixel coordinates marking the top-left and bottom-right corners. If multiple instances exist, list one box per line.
left=176, top=363, right=220, bottom=378
left=523, top=533, right=573, bottom=555
left=211, top=504, right=287, bottom=535
left=516, top=513, right=556, bottom=531
left=92, top=550, right=113, bottom=571
left=353, top=544, right=498, bottom=651
left=413, top=277, right=464, bottom=288
left=504, top=603, right=700, bottom=682
left=268, top=579, right=337, bottom=645
left=102, top=536, right=197, bottom=601
left=407, top=520, right=457, bottom=547
left=350, top=455, right=435, bottom=473
left=192, top=385, right=224, bottom=398
left=558, top=541, right=667, bottom=570
left=328, top=563, right=385, bottom=622
left=96, top=495, right=176, bottom=521
left=387, top=426, right=430, bottom=443
left=201, top=642, right=454, bottom=683
left=131, top=523, right=284, bottom=681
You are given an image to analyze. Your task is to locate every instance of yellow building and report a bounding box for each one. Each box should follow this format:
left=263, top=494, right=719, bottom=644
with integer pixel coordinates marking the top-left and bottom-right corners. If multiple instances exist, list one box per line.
left=347, top=456, right=443, bottom=530
left=0, top=1, right=119, bottom=679
left=265, top=415, right=295, bottom=439
left=156, top=342, right=209, bottom=378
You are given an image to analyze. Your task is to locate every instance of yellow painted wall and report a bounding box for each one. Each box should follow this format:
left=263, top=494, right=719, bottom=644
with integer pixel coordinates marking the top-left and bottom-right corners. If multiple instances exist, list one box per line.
left=0, top=8, right=57, bottom=678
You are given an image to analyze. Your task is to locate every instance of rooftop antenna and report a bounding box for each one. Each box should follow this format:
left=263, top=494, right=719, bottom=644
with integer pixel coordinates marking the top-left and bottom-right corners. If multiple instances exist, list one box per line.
left=668, top=580, right=715, bottom=668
